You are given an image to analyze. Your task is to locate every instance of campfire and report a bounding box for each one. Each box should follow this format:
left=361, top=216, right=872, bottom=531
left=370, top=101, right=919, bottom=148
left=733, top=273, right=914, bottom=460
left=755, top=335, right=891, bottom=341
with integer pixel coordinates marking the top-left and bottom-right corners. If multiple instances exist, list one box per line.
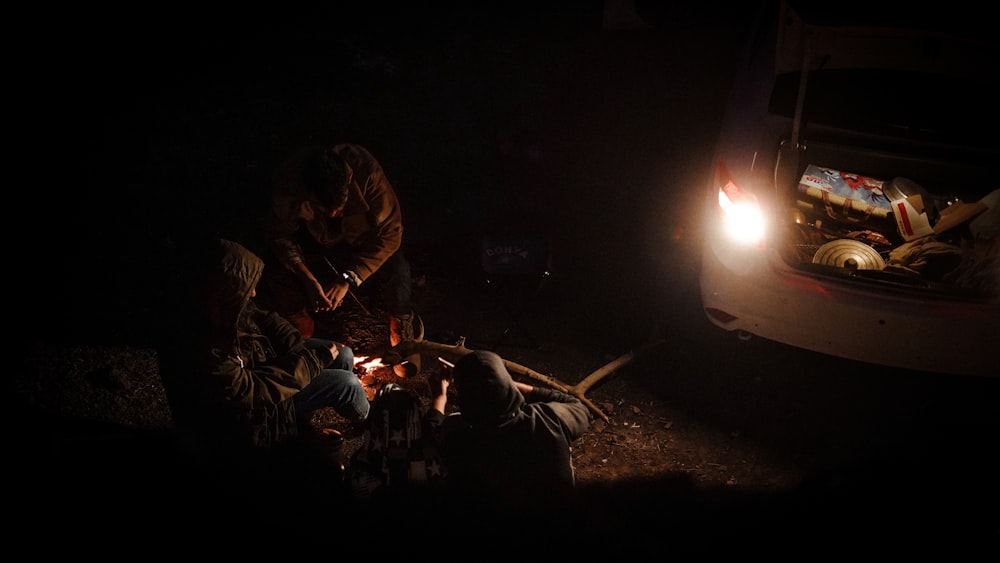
left=352, top=354, right=420, bottom=401
left=353, top=355, right=387, bottom=375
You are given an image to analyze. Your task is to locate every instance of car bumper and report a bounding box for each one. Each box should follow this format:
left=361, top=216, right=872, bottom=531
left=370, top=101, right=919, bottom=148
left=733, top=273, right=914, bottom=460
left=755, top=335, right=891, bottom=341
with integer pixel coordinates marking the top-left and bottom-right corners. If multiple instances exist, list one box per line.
left=700, top=237, right=1000, bottom=376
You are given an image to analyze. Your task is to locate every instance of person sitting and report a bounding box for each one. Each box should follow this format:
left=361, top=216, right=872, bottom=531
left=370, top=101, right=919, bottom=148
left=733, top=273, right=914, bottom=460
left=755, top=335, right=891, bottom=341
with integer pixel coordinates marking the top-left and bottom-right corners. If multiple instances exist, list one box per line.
left=424, top=350, right=593, bottom=527
left=157, top=238, right=370, bottom=476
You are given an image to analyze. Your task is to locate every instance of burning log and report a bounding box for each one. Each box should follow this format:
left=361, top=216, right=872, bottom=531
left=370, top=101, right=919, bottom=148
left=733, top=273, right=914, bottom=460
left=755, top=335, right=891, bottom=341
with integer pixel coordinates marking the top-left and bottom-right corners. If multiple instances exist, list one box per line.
left=370, top=334, right=665, bottom=422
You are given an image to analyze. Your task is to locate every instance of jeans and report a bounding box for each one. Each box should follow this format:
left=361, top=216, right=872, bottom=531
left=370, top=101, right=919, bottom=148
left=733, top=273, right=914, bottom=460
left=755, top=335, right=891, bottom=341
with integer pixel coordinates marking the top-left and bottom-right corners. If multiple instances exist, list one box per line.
left=293, top=338, right=370, bottom=423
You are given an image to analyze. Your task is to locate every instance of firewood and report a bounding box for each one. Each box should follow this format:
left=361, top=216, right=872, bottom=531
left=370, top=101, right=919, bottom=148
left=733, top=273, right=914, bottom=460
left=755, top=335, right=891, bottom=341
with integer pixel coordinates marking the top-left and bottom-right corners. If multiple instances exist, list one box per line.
left=369, top=334, right=665, bottom=422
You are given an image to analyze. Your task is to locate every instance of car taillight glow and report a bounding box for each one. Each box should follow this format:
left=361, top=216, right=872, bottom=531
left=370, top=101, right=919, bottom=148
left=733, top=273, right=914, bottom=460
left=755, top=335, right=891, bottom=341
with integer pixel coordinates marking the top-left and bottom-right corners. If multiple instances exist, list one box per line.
left=718, top=178, right=766, bottom=247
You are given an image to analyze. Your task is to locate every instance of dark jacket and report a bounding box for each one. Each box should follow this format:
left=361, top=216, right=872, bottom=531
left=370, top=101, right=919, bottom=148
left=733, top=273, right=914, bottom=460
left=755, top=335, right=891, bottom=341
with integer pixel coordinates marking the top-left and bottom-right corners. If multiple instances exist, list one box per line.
left=158, top=239, right=334, bottom=453
left=425, top=350, right=592, bottom=518
left=265, top=143, right=404, bottom=284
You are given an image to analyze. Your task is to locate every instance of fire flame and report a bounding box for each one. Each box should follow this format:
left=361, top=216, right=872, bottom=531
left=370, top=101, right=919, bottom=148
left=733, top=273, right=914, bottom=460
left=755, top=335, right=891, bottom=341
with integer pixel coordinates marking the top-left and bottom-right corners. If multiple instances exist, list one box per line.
left=354, top=355, right=388, bottom=374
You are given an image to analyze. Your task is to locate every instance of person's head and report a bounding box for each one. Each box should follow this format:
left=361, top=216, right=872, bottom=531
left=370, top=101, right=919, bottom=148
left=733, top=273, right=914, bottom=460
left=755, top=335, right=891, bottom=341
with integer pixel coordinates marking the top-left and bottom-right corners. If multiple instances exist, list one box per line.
left=301, top=146, right=350, bottom=217
left=452, top=350, right=525, bottom=428
left=199, top=238, right=264, bottom=343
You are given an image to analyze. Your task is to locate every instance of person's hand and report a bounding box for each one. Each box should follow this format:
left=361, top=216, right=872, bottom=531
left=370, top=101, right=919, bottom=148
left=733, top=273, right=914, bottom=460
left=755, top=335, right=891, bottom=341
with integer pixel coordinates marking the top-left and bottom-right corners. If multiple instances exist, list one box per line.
left=324, top=279, right=350, bottom=311
left=429, top=373, right=450, bottom=397
left=294, top=263, right=334, bottom=311
left=327, top=342, right=341, bottom=362
left=428, top=357, right=453, bottom=414
left=309, top=278, right=335, bottom=311
left=428, top=361, right=451, bottom=396
left=428, top=376, right=450, bottom=415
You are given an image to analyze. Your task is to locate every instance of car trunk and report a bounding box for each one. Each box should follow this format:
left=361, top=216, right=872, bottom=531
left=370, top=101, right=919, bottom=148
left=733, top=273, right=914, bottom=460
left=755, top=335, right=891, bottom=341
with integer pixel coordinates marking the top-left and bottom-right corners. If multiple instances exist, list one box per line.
left=760, top=3, right=999, bottom=303
left=770, top=124, right=998, bottom=302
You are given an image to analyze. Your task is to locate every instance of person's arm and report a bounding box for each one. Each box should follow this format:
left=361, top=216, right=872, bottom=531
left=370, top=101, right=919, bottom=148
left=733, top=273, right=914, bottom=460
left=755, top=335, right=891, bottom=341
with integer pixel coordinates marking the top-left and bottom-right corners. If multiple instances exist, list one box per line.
left=265, top=151, right=338, bottom=310
left=336, top=144, right=403, bottom=283
left=513, top=380, right=534, bottom=396
left=265, top=184, right=308, bottom=272
left=518, top=380, right=592, bottom=440
left=427, top=367, right=451, bottom=415
left=267, top=207, right=336, bottom=311
left=257, top=305, right=333, bottom=375
left=430, top=379, right=449, bottom=415
left=257, top=306, right=301, bottom=351
left=290, top=260, right=335, bottom=311
left=205, top=345, right=320, bottom=409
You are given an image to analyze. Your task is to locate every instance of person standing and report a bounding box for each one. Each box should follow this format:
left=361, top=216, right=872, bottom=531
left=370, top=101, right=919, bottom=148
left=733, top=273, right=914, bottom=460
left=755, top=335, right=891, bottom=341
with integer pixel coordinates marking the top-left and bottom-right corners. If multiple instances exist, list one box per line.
left=258, top=143, right=421, bottom=377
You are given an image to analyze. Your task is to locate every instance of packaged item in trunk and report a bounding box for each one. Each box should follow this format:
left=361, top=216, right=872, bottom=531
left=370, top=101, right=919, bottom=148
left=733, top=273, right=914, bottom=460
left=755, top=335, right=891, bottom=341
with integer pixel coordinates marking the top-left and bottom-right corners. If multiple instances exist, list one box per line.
left=797, top=164, right=892, bottom=224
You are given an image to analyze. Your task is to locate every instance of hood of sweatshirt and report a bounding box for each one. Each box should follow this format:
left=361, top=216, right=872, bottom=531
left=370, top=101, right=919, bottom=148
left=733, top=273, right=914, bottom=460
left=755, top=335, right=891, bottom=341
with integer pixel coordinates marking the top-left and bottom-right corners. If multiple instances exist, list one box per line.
left=452, top=350, right=524, bottom=428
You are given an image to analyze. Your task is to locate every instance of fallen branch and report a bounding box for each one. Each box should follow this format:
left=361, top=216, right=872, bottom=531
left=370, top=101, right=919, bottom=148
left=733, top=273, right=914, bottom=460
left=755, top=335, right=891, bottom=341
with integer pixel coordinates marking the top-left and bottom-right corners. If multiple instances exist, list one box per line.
left=370, top=334, right=664, bottom=422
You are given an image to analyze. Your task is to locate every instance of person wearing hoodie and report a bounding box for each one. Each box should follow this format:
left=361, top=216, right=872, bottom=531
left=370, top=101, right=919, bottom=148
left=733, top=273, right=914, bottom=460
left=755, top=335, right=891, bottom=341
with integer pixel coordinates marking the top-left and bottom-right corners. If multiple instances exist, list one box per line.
left=157, top=238, right=370, bottom=464
left=424, top=350, right=592, bottom=525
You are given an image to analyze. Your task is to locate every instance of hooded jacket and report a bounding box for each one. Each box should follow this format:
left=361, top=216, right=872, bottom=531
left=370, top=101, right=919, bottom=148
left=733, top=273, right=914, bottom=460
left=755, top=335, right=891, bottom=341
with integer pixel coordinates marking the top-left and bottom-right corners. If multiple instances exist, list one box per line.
left=425, top=350, right=592, bottom=516
left=159, top=239, right=334, bottom=452
left=265, top=143, right=404, bottom=285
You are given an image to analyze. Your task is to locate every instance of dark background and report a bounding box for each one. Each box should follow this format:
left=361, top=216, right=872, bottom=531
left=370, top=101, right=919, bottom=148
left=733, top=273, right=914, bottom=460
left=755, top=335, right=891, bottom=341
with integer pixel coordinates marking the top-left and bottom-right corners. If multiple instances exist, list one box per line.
left=17, top=1, right=1000, bottom=551
left=37, top=1, right=758, bottom=345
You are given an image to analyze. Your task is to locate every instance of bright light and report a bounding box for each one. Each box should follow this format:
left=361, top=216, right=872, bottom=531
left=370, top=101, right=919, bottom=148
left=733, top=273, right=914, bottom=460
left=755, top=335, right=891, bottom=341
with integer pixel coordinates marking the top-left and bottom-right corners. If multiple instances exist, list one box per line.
left=354, top=355, right=388, bottom=372
left=718, top=181, right=766, bottom=246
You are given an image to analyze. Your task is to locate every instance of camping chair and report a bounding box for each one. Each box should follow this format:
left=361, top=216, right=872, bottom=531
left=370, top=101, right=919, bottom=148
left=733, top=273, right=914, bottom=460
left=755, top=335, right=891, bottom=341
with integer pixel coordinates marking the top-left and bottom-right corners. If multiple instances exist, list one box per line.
left=476, top=234, right=553, bottom=350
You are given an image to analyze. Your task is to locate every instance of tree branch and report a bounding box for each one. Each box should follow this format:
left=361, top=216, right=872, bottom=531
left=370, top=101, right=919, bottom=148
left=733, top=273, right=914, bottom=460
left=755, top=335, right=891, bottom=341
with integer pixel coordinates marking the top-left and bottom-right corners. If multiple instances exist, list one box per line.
left=369, top=334, right=664, bottom=423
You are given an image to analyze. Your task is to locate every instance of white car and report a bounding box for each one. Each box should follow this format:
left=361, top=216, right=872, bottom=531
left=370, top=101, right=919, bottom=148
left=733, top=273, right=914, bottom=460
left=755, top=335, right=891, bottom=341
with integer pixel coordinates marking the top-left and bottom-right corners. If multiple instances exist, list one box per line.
left=700, top=0, right=999, bottom=376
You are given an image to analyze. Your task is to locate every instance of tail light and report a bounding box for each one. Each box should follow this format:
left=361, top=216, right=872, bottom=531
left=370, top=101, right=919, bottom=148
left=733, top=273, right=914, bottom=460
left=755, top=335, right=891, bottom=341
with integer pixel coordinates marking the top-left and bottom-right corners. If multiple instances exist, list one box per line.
left=714, top=159, right=766, bottom=248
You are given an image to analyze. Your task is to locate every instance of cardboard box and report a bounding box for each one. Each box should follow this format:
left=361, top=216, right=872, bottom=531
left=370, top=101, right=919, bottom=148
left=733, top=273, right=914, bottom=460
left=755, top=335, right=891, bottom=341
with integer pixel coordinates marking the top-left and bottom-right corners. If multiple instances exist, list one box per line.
left=891, top=194, right=934, bottom=241
left=891, top=195, right=987, bottom=241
